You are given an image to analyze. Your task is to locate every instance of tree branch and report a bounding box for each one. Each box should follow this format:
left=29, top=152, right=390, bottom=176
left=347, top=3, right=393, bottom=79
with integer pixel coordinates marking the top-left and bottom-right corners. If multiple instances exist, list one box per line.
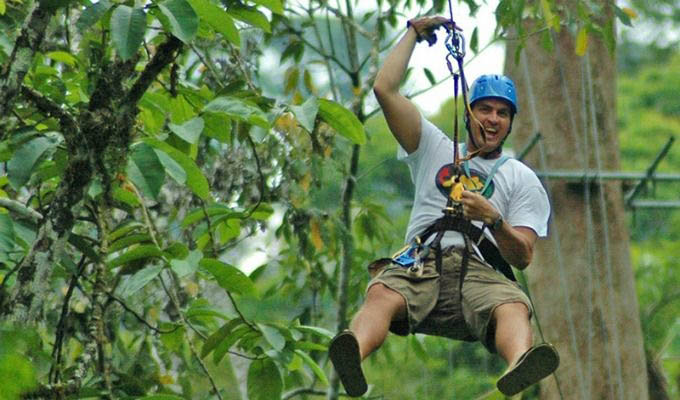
left=125, top=35, right=183, bottom=106
left=0, top=2, right=55, bottom=140
left=0, top=198, right=43, bottom=222
left=21, top=85, right=80, bottom=139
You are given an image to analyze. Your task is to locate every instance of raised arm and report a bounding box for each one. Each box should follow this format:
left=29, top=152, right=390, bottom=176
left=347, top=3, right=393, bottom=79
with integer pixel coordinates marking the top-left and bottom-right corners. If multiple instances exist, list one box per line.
left=373, top=16, right=452, bottom=154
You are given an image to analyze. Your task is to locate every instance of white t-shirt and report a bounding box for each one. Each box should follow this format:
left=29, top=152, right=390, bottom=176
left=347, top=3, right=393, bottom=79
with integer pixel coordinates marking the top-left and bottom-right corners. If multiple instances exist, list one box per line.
left=398, top=116, right=550, bottom=253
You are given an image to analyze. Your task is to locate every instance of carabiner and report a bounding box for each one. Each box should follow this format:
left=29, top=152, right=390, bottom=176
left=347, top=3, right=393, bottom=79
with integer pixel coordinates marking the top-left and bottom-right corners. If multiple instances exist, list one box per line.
left=445, top=30, right=466, bottom=61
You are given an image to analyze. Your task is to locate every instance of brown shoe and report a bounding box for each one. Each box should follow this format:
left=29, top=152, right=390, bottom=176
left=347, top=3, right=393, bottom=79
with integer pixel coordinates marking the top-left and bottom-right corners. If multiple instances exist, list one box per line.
left=329, top=330, right=367, bottom=397
left=496, top=343, right=560, bottom=396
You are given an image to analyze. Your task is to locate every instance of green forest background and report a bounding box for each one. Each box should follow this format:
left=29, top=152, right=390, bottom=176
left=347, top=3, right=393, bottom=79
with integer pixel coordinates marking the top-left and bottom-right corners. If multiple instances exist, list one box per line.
left=0, top=0, right=678, bottom=399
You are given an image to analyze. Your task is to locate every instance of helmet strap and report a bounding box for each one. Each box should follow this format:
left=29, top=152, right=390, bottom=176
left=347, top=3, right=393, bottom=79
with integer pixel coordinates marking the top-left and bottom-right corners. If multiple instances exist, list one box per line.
left=464, top=113, right=514, bottom=159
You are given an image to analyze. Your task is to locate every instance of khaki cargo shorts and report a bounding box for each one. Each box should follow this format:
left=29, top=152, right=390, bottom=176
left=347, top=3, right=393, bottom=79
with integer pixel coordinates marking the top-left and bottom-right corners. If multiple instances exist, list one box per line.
left=367, top=247, right=532, bottom=353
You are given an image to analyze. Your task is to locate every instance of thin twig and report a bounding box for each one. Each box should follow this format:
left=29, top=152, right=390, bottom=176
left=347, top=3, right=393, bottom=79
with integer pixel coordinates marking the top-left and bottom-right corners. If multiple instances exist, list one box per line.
left=280, top=19, right=352, bottom=76
left=50, top=255, right=88, bottom=384
left=188, top=43, right=226, bottom=89
left=105, top=290, right=181, bottom=334
left=158, top=273, right=224, bottom=400
left=242, top=133, right=265, bottom=219
left=201, top=199, right=218, bottom=257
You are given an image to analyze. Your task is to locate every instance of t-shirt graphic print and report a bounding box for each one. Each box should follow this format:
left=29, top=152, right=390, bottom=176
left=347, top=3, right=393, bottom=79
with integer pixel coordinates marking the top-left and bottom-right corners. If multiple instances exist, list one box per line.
left=435, top=163, right=494, bottom=199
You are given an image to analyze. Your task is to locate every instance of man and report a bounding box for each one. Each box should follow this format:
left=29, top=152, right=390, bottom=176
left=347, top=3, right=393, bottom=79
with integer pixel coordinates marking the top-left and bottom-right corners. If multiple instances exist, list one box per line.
left=328, top=15, right=560, bottom=398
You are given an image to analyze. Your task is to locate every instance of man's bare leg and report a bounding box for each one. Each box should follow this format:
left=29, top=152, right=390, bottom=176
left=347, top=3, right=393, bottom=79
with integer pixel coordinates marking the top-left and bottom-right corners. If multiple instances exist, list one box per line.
left=494, top=302, right=559, bottom=396
left=493, top=302, right=532, bottom=366
left=350, top=283, right=407, bottom=360
left=329, top=283, right=407, bottom=397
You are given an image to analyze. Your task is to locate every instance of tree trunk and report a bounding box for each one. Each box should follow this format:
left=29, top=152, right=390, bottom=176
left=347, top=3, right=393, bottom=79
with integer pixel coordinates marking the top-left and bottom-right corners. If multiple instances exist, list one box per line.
left=505, top=4, right=648, bottom=400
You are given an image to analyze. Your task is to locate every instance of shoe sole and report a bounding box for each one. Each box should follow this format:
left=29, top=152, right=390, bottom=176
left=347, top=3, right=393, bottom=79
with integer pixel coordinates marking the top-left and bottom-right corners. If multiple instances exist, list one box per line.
left=329, top=331, right=367, bottom=397
left=497, top=343, right=560, bottom=396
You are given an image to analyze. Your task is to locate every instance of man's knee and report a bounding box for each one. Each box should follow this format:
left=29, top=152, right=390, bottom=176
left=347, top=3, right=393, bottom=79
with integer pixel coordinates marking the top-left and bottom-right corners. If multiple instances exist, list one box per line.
left=365, top=283, right=407, bottom=318
left=493, top=301, right=530, bottom=322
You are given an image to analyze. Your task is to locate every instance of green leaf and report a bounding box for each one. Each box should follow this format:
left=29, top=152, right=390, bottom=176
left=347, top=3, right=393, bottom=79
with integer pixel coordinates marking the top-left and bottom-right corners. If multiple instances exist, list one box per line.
left=294, top=349, right=328, bottom=385
left=169, top=117, right=204, bottom=144
left=258, top=324, right=285, bottom=351
left=159, top=323, right=185, bottom=353
left=46, top=51, right=77, bottom=67
left=164, top=242, right=189, bottom=259
left=107, top=244, right=163, bottom=269
left=108, top=233, right=152, bottom=253
left=188, top=0, right=240, bottom=46
left=110, top=5, right=146, bottom=60
left=0, top=353, right=37, bottom=399
left=117, top=264, right=164, bottom=297
left=7, top=136, right=54, bottom=190
left=212, top=325, right=251, bottom=363
left=158, top=0, right=199, bottom=43
left=250, top=0, right=283, bottom=15
left=76, top=0, right=112, bottom=32
left=217, top=218, right=241, bottom=244
left=154, top=148, right=186, bottom=184
left=613, top=5, right=633, bottom=27
left=201, top=318, right=244, bottom=358
left=200, top=258, right=257, bottom=298
left=68, top=234, right=100, bottom=262
left=247, top=359, right=282, bottom=400
left=169, top=249, right=202, bottom=277
left=409, top=335, right=429, bottom=361
left=470, top=27, right=479, bottom=53
left=138, top=395, right=185, bottom=400
left=0, top=0, right=5, bottom=15
left=203, top=113, right=233, bottom=142
left=113, top=186, right=141, bottom=208
left=128, top=143, right=165, bottom=200
left=294, top=341, right=327, bottom=352
left=186, top=303, right=233, bottom=321
left=318, top=99, right=366, bottom=145
left=293, top=325, right=334, bottom=340
left=182, top=204, right=239, bottom=227
left=575, top=26, right=588, bottom=56
left=142, top=138, right=211, bottom=200
left=228, top=5, right=270, bottom=33
left=289, top=97, right=319, bottom=132
left=109, top=221, right=144, bottom=242
left=204, top=96, right=269, bottom=128
left=0, top=213, right=15, bottom=252
left=250, top=202, right=273, bottom=221
left=423, top=68, right=436, bottom=86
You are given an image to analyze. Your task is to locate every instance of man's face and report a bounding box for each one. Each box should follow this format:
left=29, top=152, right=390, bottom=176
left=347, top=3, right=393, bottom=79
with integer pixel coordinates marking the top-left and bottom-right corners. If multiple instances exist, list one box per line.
left=468, top=98, right=513, bottom=155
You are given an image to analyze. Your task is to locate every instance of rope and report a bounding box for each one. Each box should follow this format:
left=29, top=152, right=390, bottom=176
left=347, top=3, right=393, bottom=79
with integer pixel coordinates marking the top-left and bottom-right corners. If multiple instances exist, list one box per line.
left=584, top=51, right=626, bottom=399
left=578, top=60, right=601, bottom=400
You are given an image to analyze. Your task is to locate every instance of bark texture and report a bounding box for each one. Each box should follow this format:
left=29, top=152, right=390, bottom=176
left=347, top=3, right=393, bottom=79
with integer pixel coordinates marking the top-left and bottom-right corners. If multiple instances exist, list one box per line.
left=505, top=4, right=648, bottom=400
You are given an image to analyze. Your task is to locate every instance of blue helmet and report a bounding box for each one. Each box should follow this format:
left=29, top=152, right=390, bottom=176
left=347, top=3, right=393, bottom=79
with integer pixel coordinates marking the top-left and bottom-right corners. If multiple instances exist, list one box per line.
left=469, top=74, right=518, bottom=114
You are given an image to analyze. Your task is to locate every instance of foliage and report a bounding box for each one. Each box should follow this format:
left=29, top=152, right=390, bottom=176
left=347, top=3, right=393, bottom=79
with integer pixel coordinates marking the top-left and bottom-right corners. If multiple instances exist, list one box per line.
left=493, top=0, right=637, bottom=60
left=0, top=0, right=366, bottom=398
left=618, top=51, right=680, bottom=398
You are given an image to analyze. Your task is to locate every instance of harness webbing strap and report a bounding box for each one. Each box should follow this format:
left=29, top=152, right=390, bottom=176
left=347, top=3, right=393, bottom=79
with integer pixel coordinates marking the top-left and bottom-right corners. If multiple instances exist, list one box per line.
left=461, top=143, right=511, bottom=196
left=417, top=214, right=516, bottom=282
